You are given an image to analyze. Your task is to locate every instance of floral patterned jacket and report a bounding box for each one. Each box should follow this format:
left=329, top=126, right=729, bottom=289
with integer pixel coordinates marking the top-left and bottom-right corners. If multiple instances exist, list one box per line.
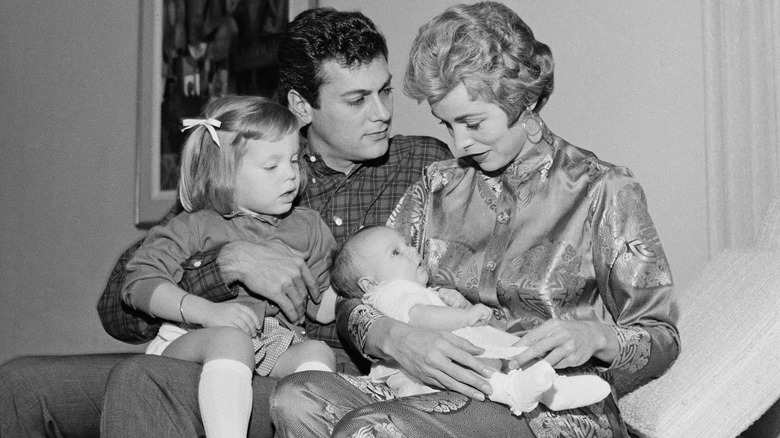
left=344, top=131, right=680, bottom=396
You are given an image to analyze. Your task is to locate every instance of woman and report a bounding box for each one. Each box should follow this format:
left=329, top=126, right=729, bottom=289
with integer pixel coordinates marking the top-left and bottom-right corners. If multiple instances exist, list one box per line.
left=271, top=3, right=679, bottom=436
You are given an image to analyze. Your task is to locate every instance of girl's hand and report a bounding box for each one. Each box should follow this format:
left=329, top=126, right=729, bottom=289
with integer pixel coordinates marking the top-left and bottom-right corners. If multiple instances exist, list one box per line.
left=438, top=287, right=471, bottom=308
left=466, top=303, right=493, bottom=327
left=508, top=319, right=618, bottom=370
left=201, top=302, right=262, bottom=336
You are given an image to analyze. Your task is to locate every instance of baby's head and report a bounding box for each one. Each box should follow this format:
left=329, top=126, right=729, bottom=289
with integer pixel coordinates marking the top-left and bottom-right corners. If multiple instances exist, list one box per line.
left=331, top=226, right=429, bottom=299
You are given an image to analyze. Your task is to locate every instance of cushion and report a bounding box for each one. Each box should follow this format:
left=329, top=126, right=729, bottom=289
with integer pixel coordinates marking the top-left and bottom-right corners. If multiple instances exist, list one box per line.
left=619, top=249, right=780, bottom=438
left=758, top=200, right=780, bottom=250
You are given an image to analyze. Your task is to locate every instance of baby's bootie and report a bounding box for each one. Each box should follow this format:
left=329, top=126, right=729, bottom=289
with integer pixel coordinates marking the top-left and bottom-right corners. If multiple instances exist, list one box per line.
left=539, top=373, right=612, bottom=411
left=489, top=361, right=556, bottom=415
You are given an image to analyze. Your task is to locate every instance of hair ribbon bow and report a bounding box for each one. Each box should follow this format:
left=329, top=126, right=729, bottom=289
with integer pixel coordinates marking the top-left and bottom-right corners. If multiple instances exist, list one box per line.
left=181, top=118, right=222, bottom=147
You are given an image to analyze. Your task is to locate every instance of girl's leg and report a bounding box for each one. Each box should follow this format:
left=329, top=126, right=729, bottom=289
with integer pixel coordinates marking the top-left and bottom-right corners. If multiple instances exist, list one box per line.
left=269, top=340, right=336, bottom=378
left=163, top=327, right=255, bottom=438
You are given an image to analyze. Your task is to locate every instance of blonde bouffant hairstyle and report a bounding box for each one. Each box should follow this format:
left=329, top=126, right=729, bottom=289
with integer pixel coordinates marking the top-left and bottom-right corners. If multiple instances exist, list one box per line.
left=178, top=95, right=300, bottom=215
left=404, top=1, right=554, bottom=124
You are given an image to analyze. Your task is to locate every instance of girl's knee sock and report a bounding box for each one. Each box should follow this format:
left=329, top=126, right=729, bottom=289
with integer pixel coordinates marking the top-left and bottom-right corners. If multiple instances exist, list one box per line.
left=294, top=361, right=333, bottom=372
left=199, top=358, right=253, bottom=438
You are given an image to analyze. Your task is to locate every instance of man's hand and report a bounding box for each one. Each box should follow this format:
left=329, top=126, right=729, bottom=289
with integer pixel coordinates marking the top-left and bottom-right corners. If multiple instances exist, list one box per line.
left=218, top=240, right=318, bottom=324
left=367, top=317, right=497, bottom=400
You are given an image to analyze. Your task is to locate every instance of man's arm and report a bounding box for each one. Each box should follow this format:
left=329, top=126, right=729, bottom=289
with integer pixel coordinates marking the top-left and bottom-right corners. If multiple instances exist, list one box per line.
left=98, top=199, right=318, bottom=342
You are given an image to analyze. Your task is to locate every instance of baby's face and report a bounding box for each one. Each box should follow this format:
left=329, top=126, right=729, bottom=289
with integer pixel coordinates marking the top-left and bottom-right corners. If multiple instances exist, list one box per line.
left=357, top=227, right=429, bottom=286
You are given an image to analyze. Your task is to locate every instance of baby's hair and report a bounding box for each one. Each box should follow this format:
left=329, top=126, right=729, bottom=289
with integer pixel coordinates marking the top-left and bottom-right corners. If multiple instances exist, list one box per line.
left=178, top=95, right=300, bottom=215
left=330, top=226, right=384, bottom=299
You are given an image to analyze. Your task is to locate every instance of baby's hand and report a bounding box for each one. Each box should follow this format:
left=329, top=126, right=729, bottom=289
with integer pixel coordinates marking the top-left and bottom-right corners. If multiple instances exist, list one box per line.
left=202, top=302, right=261, bottom=336
left=466, top=303, right=494, bottom=327
left=438, top=287, right=471, bottom=308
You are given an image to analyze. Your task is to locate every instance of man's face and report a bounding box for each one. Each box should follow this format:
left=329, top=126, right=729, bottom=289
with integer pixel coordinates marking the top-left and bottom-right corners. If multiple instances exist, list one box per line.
left=307, top=56, right=394, bottom=173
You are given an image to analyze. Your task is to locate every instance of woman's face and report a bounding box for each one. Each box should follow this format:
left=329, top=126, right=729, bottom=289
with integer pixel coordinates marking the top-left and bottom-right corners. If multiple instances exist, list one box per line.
left=431, top=83, right=527, bottom=172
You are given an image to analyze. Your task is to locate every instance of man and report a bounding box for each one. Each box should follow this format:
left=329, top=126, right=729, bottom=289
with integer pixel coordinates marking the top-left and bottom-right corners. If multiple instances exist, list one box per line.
left=0, top=8, right=451, bottom=438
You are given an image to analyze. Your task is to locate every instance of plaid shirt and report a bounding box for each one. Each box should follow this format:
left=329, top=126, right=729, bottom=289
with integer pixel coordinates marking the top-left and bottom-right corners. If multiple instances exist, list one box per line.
left=97, top=135, right=451, bottom=348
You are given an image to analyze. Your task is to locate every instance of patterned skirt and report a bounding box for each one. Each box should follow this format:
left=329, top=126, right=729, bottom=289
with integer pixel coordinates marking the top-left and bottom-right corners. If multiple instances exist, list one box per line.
left=252, top=317, right=303, bottom=376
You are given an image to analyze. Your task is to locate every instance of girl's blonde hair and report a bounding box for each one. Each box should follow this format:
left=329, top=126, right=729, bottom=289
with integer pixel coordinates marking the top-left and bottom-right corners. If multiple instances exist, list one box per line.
left=178, top=95, right=300, bottom=214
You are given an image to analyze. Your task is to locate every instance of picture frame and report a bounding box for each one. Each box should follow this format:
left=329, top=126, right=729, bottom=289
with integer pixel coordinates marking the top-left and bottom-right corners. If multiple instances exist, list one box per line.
left=134, top=0, right=318, bottom=228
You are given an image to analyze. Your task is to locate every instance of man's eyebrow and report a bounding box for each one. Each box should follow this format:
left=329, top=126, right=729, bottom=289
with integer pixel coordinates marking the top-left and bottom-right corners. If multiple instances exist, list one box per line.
left=340, top=75, right=393, bottom=98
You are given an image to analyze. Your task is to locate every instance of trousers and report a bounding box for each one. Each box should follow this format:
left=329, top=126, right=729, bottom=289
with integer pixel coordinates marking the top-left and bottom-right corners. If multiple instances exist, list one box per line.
left=0, top=353, right=277, bottom=437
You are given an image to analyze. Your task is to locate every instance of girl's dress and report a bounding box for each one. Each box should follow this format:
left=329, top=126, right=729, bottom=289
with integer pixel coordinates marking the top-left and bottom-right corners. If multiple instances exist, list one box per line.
left=123, top=207, right=336, bottom=375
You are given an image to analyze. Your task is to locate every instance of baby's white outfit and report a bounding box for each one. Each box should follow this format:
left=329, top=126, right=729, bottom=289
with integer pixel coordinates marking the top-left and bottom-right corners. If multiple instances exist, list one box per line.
left=363, top=279, right=611, bottom=413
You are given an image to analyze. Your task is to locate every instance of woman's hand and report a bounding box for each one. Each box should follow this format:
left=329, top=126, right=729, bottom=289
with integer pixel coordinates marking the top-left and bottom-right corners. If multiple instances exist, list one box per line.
left=509, top=319, right=618, bottom=370
left=369, top=317, right=497, bottom=400
left=200, top=302, right=262, bottom=336
left=438, top=287, right=471, bottom=308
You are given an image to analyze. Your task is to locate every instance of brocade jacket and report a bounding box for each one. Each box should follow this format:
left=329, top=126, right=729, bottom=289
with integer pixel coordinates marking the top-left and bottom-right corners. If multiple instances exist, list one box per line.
left=347, top=130, right=680, bottom=396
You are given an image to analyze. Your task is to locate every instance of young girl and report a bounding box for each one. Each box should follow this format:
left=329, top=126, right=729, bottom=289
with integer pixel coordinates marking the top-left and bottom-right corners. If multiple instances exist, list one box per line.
left=331, top=226, right=611, bottom=414
left=122, top=96, right=337, bottom=438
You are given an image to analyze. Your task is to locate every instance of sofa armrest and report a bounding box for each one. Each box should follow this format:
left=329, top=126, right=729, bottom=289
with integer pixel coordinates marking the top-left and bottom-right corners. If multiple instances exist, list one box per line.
left=619, top=250, right=780, bottom=438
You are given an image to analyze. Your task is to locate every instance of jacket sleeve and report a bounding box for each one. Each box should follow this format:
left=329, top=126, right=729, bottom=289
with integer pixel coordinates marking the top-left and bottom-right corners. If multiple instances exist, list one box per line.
left=590, top=168, right=680, bottom=395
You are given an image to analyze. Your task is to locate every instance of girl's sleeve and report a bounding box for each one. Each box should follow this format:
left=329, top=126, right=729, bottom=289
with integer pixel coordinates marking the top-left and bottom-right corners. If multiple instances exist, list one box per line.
left=590, top=168, right=680, bottom=394
left=304, top=214, right=338, bottom=320
left=121, top=213, right=203, bottom=311
left=306, top=214, right=338, bottom=292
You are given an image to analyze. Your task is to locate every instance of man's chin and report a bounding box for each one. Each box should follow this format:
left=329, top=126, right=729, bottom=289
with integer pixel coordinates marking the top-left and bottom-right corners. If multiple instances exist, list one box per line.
left=361, top=138, right=390, bottom=160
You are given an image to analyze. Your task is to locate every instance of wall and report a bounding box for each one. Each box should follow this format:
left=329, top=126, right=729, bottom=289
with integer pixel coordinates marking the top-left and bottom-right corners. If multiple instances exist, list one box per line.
left=0, top=1, right=148, bottom=362
left=0, top=1, right=708, bottom=365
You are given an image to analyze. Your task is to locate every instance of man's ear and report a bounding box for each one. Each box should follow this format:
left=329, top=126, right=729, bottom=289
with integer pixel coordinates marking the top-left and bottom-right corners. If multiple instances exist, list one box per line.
left=287, top=89, right=313, bottom=127
left=357, top=277, right=376, bottom=295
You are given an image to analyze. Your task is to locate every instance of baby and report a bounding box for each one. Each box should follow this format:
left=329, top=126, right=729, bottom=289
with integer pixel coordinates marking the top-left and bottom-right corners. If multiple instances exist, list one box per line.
left=331, top=225, right=611, bottom=414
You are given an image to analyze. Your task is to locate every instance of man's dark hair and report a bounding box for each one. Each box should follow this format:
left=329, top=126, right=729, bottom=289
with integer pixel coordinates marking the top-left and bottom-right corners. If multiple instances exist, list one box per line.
left=279, top=8, right=389, bottom=109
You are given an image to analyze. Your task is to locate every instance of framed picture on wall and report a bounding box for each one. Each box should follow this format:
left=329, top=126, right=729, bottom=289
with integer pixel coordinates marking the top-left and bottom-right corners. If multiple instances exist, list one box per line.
left=135, top=0, right=318, bottom=228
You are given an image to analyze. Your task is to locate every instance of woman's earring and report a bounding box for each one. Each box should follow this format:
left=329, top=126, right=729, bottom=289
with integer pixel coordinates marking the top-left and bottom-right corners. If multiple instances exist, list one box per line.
left=523, top=109, right=544, bottom=144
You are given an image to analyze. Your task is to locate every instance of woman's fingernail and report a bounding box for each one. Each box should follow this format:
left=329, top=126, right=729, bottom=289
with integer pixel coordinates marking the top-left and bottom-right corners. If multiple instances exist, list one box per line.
left=473, top=392, right=485, bottom=401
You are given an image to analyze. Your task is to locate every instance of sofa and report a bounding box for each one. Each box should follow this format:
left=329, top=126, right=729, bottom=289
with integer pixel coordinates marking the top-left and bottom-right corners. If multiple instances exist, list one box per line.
left=619, top=200, right=780, bottom=438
